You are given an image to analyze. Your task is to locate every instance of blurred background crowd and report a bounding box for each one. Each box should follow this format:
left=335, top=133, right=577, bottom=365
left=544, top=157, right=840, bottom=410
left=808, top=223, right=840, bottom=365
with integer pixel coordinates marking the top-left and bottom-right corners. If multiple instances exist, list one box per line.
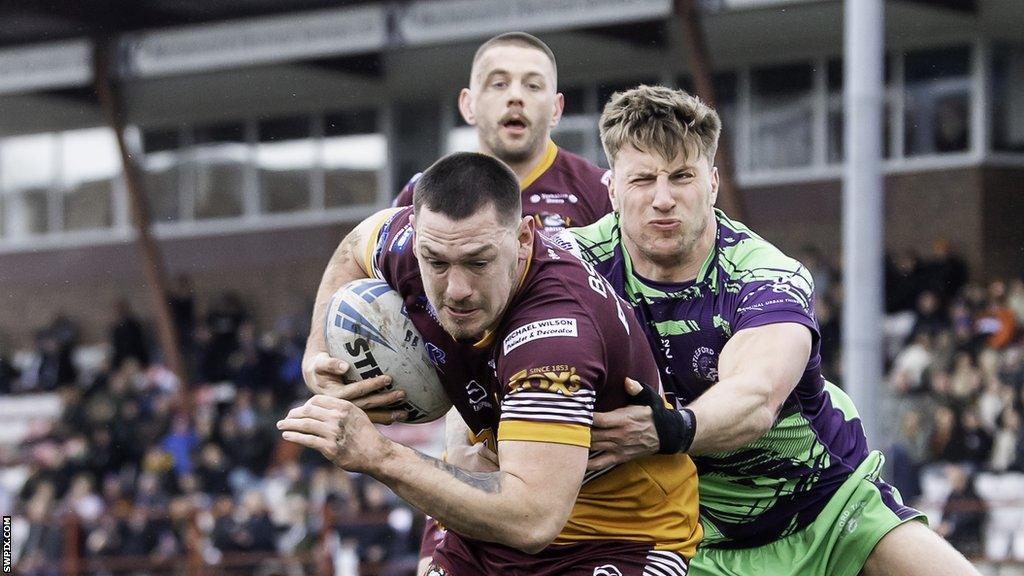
left=4, top=283, right=428, bottom=576
left=3, top=238, right=1024, bottom=574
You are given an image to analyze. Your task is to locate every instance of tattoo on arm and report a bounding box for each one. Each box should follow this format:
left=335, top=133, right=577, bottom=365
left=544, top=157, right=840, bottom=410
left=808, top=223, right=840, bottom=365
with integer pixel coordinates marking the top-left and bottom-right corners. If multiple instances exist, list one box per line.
left=339, top=227, right=362, bottom=263
left=416, top=452, right=503, bottom=494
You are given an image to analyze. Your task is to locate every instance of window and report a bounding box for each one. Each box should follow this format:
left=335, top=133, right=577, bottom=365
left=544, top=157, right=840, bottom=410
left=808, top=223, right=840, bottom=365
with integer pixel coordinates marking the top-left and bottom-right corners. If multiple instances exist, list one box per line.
left=142, top=128, right=182, bottom=223
left=257, top=117, right=313, bottom=213
left=992, top=43, right=1024, bottom=152
left=827, top=57, right=893, bottom=163
left=60, top=128, right=118, bottom=231
left=560, top=85, right=588, bottom=116
left=903, top=46, right=971, bottom=156
left=597, top=77, right=658, bottom=110
left=678, top=72, right=739, bottom=164
left=323, top=110, right=383, bottom=208
left=750, top=63, right=814, bottom=170
left=189, top=122, right=247, bottom=219
left=1, top=134, right=57, bottom=236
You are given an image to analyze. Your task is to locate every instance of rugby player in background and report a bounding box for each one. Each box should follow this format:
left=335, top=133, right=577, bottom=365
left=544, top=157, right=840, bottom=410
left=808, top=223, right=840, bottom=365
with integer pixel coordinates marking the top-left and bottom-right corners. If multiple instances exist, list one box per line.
left=280, top=153, right=701, bottom=575
left=554, top=85, right=981, bottom=576
left=391, top=31, right=613, bottom=234
left=304, top=31, right=610, bottom=400
left=304, top=32, right=613, bottom=573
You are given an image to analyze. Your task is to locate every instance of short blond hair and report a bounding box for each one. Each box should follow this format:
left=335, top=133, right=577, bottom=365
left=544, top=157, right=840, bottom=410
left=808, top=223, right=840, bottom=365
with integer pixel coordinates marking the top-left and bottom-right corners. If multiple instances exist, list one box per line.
left=600, top=85, right=721, bottom=168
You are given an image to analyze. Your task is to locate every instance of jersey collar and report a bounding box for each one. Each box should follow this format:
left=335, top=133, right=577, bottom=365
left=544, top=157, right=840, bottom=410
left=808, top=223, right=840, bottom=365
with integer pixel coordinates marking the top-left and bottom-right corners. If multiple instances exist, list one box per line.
left=519, top=140, right=558, bottom=190
left=617, top=211, right=722, bottom=301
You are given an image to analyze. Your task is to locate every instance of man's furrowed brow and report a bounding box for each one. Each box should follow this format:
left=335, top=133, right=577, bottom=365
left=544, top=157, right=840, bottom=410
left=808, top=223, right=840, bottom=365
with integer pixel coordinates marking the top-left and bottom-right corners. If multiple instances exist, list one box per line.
left=420, top=243, right=497, bottom=260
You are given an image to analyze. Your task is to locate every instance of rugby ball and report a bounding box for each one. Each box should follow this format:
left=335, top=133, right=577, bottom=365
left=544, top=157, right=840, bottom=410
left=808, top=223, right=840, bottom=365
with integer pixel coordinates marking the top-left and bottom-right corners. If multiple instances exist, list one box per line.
left=325, top=278, right=451, bottom=423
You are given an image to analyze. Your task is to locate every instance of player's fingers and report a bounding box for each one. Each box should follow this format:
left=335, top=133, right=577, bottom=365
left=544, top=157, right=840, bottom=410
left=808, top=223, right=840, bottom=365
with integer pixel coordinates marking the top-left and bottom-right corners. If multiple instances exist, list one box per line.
left=277, top=417, right=334, bottom=438
left=591, top=409, right=628, bottom=429
left=337, top=375, right=398, bottom=402
left=586, top=452, right=626, bottom=470
left=365, top=409, right=408, bottom=425
left=309, top=395, right=353, bottom=412
left=348, top=389, right=405, bottom=411
left=589, top=439, right=621, bottom=452
left=284, top=403, right=336, bottom=422
left=624, top=377, right=644, bottom=396
left=314, top=354, right=349, bottom=376
left=280, top=430, right=331, bottom=453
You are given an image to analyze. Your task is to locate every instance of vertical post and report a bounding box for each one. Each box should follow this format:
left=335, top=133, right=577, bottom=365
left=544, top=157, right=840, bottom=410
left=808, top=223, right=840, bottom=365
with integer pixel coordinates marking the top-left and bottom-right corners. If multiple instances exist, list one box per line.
left=842, top=0, right=884, bottom=448
left=675, top=0, right=746, bottom=222
left=92, top=38, right=190, bottom=406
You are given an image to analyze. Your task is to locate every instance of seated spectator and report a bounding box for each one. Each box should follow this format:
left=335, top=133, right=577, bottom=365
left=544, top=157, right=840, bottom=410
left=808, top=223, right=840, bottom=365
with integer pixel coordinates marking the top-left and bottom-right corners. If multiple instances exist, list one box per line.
left=949, top=351, right=983, bottom=401
left=1008, top=278, right=1024, bottom=325
left=929, top=405, right=959, bottom=463
left=889, top=411, right=927, bottom=503
left=890, top=332, right=934, bottom=394
left=976, top=281, right=1019, bottom=350
left=937, top=464, right=986, bottom=558
left=959, top=406, right=995, bottom=467
left=908, top=290, right=950, bottom=343
left=110, top=299, right=150, bottom=370
left=990, top=407, right=1022, bottom=472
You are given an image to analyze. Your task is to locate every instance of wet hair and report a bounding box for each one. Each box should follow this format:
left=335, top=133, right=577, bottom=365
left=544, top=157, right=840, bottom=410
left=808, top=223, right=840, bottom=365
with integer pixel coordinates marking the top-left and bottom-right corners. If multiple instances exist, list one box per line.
left=412, top=152, right=521, bottom=226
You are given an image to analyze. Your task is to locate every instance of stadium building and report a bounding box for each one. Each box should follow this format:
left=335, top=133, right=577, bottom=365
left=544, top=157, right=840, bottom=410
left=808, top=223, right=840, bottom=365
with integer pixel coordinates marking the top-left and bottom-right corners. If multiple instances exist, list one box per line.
left=0, top=0, right=1021, bottom=343
left=3, top=1, right=1024, bottom=574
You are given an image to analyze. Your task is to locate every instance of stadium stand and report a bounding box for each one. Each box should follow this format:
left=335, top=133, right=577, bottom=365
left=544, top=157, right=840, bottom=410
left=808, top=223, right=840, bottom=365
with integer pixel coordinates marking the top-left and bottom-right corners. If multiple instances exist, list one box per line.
left=4, top=241, right=1023, bottom=574
left=6, top=290, right=433, bottom=575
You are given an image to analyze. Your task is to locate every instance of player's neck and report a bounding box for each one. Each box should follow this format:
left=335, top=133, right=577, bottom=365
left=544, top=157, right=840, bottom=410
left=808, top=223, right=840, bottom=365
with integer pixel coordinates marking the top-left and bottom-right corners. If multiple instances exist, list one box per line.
left=484, top=141, right=551, bottom=183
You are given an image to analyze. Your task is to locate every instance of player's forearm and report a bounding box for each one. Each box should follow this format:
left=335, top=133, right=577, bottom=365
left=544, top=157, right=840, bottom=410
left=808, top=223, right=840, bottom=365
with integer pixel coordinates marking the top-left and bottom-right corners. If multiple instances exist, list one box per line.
left=371, top=441, right=561, bottom=553
left=306, top=229, right=371, bottom=357
left=686, top=375, right=777, bottom=454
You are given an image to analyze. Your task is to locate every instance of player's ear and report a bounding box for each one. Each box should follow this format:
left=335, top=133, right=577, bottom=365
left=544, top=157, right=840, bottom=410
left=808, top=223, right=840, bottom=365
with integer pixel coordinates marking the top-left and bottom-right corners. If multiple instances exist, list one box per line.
left=709, top=165, right=720, bottom=207
left=458, top=88, right=476, bottom=126
left=517, top=216, right=534, bottom=259
left=608, top=172, right=620, bottom=213
left=409, top=214, right=419, bottom=256
left=549, top=92, right=565, bottom=128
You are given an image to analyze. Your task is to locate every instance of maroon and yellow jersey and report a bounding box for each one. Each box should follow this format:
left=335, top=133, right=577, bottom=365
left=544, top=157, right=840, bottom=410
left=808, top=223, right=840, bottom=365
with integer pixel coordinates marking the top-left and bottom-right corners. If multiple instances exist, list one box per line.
left=392, top=140, right=613, bottom=233
left=362, top=207, right=701, bottom=573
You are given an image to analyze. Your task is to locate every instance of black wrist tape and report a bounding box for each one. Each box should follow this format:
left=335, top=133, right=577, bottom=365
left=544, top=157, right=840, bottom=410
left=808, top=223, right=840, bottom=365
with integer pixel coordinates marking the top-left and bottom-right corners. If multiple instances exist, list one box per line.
left=627, top=380, right=697, bottom=454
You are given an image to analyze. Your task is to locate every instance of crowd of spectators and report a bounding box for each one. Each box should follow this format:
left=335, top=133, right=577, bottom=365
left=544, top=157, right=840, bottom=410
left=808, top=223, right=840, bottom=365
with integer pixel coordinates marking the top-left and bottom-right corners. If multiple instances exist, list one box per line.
left=807, top=240, right=1024, bottom=563
left=4, top=239, right=1024, bottom=572
left=5, top=283, right=422, bottom=575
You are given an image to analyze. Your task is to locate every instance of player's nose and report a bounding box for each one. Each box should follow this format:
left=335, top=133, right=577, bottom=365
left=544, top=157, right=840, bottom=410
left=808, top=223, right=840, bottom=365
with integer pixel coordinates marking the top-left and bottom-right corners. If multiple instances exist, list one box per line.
left=445, top=268, right=474, bottom=302
left=506, top=82, right=525, bottom=104
left=651, top=177, right=676, bottom=211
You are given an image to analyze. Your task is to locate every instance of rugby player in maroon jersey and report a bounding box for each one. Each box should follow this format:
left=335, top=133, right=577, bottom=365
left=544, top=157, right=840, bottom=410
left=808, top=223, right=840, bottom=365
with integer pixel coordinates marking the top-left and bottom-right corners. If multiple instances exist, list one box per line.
left=280, top=153, right=700, bottom=575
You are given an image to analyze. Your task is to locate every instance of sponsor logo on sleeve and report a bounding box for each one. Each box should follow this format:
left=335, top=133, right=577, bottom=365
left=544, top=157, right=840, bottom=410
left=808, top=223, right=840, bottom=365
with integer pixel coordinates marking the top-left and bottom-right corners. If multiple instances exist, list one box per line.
left=507, top=365, right=582, bottom=395
left=465, top=380, right=492, bottom=411
left=502, top=318, right=577, bottom=355
left=389, top=224, right=413, bottom=253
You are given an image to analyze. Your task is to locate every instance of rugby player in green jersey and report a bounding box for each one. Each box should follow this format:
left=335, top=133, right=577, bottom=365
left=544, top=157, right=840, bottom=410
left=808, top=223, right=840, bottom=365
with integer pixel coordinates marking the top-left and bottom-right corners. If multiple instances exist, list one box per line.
left=554, top=85, right=980, bottom=576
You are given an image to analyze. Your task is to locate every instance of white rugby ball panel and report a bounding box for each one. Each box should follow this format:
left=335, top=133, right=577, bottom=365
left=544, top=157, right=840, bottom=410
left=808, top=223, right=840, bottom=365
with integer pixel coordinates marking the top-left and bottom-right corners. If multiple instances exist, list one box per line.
left=325, top=278, right=451, bottom=423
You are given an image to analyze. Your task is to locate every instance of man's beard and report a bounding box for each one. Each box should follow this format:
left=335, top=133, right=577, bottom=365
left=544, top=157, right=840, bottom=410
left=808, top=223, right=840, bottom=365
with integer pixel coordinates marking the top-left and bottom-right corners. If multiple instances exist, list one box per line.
left=485, top=128, right=541, bottom=165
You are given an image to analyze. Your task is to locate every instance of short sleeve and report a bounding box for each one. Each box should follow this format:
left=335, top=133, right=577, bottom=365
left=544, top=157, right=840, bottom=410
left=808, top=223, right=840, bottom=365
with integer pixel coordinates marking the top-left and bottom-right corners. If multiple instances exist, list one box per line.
left=496, top=311, right=604, bottom=449
left=733, top=264, right=819, bottom=337
left=391, top=173, right=421, bottom=208
left=366, top=207, right=412, bottom=285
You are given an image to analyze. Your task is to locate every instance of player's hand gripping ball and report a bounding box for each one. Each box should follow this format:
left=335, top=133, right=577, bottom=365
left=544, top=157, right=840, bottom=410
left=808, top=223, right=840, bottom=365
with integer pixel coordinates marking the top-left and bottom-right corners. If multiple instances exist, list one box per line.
left=325, top=278, right=451, bottom=423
